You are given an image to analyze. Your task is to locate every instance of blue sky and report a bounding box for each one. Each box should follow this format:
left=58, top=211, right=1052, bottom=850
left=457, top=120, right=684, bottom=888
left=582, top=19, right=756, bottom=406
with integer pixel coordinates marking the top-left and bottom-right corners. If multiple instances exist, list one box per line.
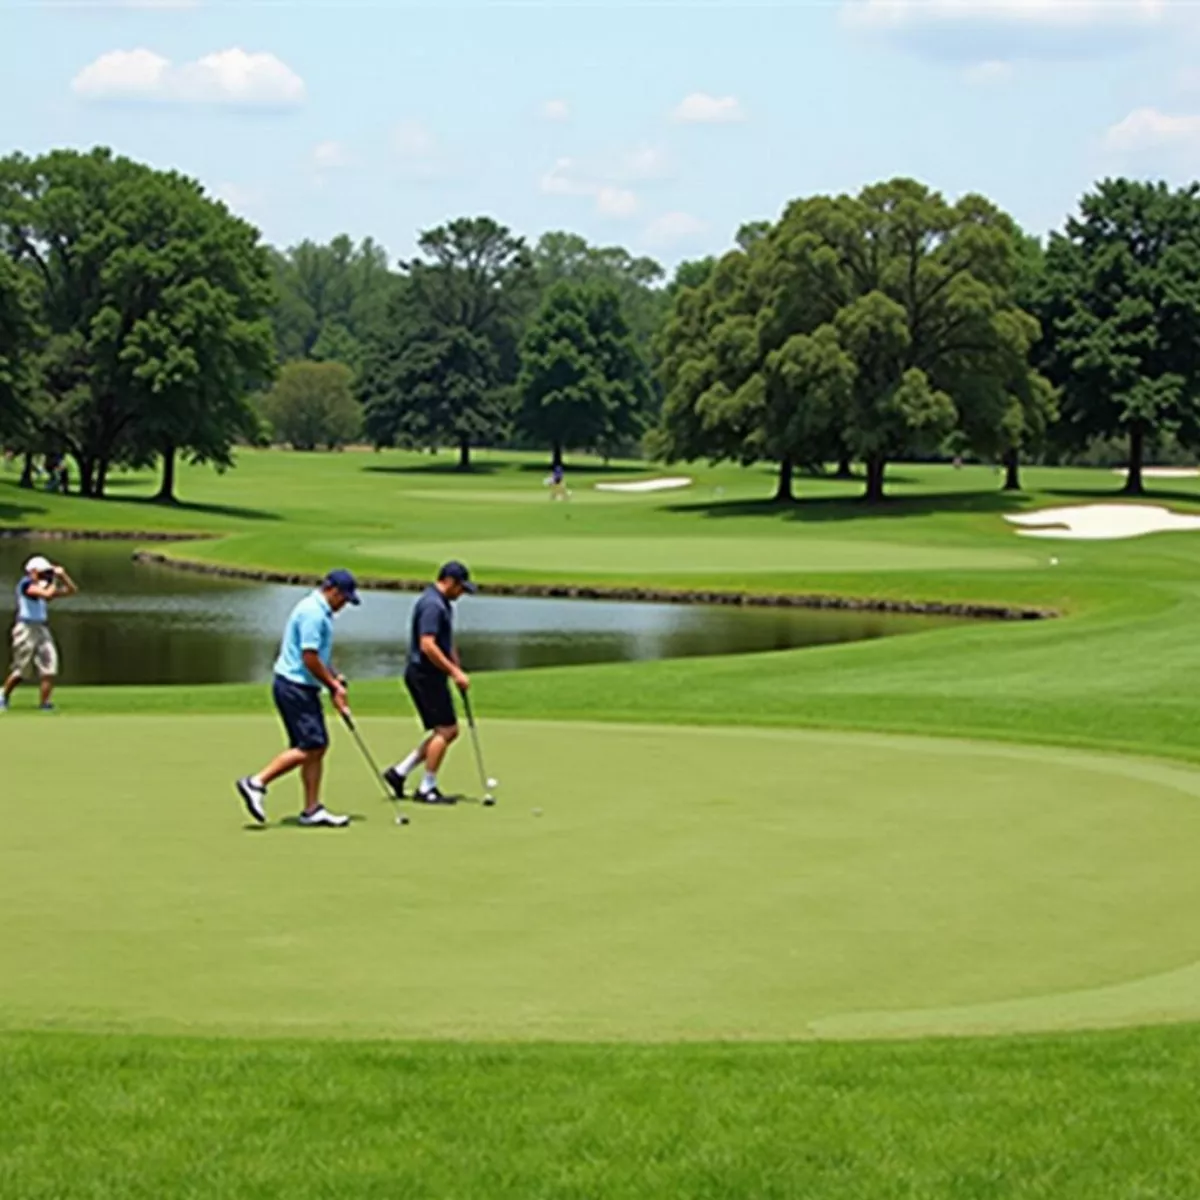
left=2, top=0, right=1198, bottom=270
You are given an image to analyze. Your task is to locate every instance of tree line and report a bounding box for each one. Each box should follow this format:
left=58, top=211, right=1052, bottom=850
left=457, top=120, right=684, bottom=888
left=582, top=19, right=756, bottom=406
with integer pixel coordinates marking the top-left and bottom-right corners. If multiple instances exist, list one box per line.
left=3, top=146, right=1200, bottom=503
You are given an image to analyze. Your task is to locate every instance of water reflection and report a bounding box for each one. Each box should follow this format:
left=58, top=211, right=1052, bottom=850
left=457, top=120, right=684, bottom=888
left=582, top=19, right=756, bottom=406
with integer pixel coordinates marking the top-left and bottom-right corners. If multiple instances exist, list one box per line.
left=0, top=539, right=960, bottom=686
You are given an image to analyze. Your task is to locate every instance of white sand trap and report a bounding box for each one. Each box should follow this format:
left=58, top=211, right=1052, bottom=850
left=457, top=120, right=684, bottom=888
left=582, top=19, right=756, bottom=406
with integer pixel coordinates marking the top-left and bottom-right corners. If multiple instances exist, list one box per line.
left=1006, top=504, right=1200, bottom=541
left=594, top=476, right=693, bottom=494
left=1110, top=467, right=1200, bottom=479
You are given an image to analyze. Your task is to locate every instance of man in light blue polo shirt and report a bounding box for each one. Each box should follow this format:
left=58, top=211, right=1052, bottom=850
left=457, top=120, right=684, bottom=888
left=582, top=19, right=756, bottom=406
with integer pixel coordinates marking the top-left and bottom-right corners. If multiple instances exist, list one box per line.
left=236, top=569, right=359, bottom=828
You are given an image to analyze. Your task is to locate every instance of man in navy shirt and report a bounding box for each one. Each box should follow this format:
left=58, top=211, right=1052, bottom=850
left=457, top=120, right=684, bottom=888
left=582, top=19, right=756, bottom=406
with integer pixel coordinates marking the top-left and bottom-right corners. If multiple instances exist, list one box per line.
left=384, top=561, right=475, bottom=805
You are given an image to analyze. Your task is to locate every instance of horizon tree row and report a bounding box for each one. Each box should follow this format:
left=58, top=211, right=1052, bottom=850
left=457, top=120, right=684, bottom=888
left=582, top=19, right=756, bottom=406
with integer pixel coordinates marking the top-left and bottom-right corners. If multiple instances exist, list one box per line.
left=4, top=145, right=1200, bottom=504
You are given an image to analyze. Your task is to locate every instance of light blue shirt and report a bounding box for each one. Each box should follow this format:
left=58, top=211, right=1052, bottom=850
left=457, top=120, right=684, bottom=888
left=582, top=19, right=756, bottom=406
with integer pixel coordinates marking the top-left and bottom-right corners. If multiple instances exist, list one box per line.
left=273, top=590, right=334, bottom=688
left=15, top=576, right=48, bottom=625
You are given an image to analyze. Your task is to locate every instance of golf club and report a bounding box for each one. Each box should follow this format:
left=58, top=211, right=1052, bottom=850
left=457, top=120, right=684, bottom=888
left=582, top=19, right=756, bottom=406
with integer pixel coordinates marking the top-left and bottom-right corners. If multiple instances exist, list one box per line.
left=341, top=708, right=410, bottom=825
left=459, top=687, right=497, bottom=806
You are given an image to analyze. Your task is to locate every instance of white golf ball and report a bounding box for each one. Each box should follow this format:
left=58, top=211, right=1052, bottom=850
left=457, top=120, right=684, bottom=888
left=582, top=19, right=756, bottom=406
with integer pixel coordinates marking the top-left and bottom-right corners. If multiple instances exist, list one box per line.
left=1050, top=557, right=1059, bottom=566
left=487, top=777, right=498, bottom=788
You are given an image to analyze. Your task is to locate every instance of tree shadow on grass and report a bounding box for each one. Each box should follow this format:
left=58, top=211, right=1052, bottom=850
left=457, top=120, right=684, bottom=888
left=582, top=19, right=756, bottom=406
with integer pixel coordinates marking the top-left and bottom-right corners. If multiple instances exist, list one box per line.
left=0, top=497, right=49, bottom=524
left=363, top=462, right=504, bottom=477
left=515, top=462, right=653, bottom=476
left=664, top=488, right=1023, bottom=523
left=1042, top=485, right=1200, bottom=508
left=119, top=494, right=283, bottom=522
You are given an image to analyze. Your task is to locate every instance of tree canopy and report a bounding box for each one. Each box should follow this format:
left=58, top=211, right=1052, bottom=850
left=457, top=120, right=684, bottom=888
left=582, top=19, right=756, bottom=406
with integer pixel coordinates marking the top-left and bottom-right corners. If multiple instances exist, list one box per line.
left=264, top=360, right=360, bottom=451
left=0, top=147, right=275, bottom=501
left=358, top=217, right=536, bottom=469
left=1037, top=178, right=1200, bottom=495
left=518, top=280, right=653, bottom=466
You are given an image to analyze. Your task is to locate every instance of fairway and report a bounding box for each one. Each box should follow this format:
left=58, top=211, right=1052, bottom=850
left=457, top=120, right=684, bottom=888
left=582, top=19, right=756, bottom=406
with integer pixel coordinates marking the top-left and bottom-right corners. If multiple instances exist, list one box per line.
left=6, top=714, right=1200, bottom=1041
left=359, top=535, right=1035, bottom=575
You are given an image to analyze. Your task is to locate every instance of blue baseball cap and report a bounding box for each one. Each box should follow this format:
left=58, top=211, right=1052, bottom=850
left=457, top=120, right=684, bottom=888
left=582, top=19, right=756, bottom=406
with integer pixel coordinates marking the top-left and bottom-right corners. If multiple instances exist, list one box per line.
left=323, top=568, right=361, bottom=605
left=438, top=560, right=477, bottom=593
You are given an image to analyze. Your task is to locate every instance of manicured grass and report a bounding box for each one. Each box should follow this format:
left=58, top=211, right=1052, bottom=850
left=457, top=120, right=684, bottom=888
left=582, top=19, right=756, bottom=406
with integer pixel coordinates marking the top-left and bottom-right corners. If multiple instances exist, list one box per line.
left=8, top=716, right=1200, bottom=1041
left=8, top=449, right=1200, bottom=1194
left=5, top=1028, right=1200, bottom=1200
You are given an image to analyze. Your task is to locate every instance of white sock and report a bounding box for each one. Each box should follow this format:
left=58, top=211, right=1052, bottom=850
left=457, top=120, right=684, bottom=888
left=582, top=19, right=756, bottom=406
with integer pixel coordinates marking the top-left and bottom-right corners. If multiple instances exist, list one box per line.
left=250, top=775, right=266, bottom=791
left=395, top=745, right=426, bottom=777
left=421, top=770, right=438, bottom=794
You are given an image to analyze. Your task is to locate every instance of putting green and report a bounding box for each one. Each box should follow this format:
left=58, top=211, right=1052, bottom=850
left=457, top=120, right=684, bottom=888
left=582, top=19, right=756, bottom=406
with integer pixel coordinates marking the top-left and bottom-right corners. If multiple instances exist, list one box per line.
left=357, top=536, right=1033, bottom=575
left=4, top=715, right=1200, bottom=1041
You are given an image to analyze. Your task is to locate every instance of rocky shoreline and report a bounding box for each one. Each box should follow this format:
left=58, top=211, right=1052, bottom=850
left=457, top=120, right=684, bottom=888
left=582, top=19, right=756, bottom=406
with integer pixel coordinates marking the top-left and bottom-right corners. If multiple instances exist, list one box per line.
left=130, top=548, right=1059, bottom=622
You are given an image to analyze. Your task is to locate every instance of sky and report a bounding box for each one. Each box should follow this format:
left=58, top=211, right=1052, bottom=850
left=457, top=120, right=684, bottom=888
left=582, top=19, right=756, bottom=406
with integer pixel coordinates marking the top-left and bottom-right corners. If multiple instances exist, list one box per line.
left=1, top=0, right=1199, bottom=272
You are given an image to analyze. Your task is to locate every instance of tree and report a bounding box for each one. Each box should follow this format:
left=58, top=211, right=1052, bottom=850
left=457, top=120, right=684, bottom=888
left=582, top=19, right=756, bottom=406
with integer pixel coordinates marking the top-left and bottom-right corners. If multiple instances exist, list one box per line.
left=264, top=360, right=360, bottom=450
left=270, top=235, right=394, bottom=372
left=1038, top=179, right=1200, bottom=496
left=0, top=254, right=36, bottom=440
left=518, top=281, right=653, bottom=467
left=0, top=148, right=276, bottom=500
left=532, top=232, right=667, bottom=351
left=359, top=218, right=536, bottom=469
left=760, top=181, right=1048, bottom=501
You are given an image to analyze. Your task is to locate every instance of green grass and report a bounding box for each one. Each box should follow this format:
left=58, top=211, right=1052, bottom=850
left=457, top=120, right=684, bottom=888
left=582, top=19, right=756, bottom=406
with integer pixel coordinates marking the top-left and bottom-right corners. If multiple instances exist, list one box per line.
left=8, top=449, right=1200, bottom=1194
left=9, top=717, right=1200, bottom=1041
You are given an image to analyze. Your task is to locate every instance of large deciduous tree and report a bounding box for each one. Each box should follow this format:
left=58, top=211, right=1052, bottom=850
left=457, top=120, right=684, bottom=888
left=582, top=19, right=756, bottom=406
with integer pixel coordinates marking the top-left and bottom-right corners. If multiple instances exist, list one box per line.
left=0, top=147, right=276, bottom=501
left=1038, top=179, right=1200, bottom=496
left=264, top=360, right=360, bottom=450
left=358, top=217, right=536, bottom=469
left=517, top=280, right=652, bottom=466
left=270, top=235, right=394, bottom=372
left=0, top=254, right=36, bottom=439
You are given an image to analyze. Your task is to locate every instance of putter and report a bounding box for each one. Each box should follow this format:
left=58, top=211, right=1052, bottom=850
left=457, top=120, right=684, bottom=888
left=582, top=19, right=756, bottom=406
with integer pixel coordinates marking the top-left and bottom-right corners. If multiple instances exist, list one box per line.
left=459, top=688, right=497, bottom=806
left=341, top=708, right=410, bottom=825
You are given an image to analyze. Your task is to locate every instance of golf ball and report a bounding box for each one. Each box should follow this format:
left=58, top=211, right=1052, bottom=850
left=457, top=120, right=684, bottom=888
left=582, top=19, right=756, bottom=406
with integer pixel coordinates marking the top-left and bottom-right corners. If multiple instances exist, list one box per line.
left=1050, top=557, right=1059, bottom=566
left=487, top=777, right=499, bottom=788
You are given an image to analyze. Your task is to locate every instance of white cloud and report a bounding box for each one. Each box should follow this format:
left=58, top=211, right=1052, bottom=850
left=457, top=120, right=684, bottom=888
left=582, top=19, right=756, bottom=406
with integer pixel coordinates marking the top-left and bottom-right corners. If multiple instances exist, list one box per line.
left=1105, top=106, right=1200, bottom=152
left=845, top=0, right=1168, bottom=31
left=542, top=98, right=570, bottom=122
left=596, top=187, right=639, bottom=218
left=541, top=158, right=639, bottom=219
left=964, top=58, right=1014, bottom=82
left=312, top=140, right=352, bottom=174
left=622, top=144, right=671, bottom=181
left=643, top=211, right=709, bottom=248
left=212, top=182, right=263, bottom=216
left=72, top=46, right=305, bottom=107
left=671, top=92, right=746, bottom=124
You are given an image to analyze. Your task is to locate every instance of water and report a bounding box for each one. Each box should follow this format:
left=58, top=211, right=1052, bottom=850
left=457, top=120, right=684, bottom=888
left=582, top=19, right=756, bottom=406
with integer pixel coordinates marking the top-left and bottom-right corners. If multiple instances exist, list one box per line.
left=0, top=539, right=960, bottom=686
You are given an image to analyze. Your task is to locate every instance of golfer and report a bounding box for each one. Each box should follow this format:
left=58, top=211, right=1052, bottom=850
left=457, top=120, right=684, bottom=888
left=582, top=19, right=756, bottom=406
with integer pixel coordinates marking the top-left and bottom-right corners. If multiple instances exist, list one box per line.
left=236, top=569, right=360, bottom=828
left=385, top=561, right=476, bottom=805
left=2, top=555, right=77, bottom=712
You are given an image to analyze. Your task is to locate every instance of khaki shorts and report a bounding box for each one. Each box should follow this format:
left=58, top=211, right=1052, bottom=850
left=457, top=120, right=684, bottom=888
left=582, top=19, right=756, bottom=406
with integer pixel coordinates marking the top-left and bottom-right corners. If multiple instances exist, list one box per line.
left=11, top=622, right=59, bottom=680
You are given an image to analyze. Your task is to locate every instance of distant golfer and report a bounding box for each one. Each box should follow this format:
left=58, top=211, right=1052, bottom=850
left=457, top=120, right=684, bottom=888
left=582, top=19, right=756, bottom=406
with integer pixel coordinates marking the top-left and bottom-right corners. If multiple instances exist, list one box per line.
left=385, top=561, right=476, bottom=805
left=2, top=555, right=77, bottom=712
left=547, top=462, right=569, bottom=501
left=236, top=569, right=361, bottom=828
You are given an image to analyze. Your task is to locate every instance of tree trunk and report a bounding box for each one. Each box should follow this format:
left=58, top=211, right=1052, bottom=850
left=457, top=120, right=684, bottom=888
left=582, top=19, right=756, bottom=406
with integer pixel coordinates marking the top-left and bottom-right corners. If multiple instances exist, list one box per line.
left=864, top=456, right=887, bottom=503
left=1003, top=448, right=1022, bottom=492
left=75, top=455, right=95, bottom=498
left=155, top=442, right=178, bottom=505
left=96, top=458, right=109, bottom=498
left=1123, top=425, right=1145, bottom=496
left=552, top=441, right=564, bottom=470
left=457, top=438, right=471, bottom=471
left=19, top=453, right=33, bottom=489
left=773, top=456, right=795, bottom=503
left=836, top=450, right=853, bottom=479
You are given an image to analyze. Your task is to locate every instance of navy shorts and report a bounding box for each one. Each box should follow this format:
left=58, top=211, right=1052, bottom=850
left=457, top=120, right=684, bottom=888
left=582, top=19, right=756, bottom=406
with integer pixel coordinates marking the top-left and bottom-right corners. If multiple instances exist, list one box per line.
left=405, top=666, right=457, bottom=731
left=272, top=675, right=328, bottom=751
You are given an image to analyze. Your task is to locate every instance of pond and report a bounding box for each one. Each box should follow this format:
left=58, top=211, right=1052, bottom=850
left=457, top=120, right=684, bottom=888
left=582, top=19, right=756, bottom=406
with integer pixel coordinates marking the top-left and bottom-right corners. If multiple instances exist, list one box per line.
left=0, top=539, right=962, bottom=686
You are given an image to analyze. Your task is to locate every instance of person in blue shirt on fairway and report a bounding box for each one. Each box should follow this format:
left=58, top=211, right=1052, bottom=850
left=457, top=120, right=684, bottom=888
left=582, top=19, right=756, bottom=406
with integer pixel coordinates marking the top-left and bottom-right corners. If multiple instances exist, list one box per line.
left=236, top=569, right=360, bottom=828
left=384, top=561, right=476, bottom=805
left=1, top=554, right=77, bottom=713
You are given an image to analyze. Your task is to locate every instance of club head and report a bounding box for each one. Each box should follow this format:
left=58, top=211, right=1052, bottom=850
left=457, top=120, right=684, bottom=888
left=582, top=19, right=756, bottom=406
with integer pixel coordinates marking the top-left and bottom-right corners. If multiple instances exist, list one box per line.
left=395, top=811, right=410, bottom=825
left=483, top=794, right=496, bottom=807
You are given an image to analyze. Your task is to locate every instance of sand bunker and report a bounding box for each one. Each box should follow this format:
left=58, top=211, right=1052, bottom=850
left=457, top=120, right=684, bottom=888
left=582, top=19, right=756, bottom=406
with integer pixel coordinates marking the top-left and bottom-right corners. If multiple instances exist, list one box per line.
left=594, top=477, right=693, bottom=494
left=1006, top=504, right=1200, bottom=541
left=1110, top=467, right=1200, bottom=479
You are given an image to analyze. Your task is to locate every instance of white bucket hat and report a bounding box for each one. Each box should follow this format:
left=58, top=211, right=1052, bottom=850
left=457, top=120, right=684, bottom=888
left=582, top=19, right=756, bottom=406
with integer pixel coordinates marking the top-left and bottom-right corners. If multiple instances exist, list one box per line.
left=24, top=555, right=54, bottom=575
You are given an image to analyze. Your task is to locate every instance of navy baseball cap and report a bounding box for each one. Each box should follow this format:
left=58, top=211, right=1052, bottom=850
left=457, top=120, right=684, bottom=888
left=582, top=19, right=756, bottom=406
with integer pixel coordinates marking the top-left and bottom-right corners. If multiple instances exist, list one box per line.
left=438, top=560, right=477, bottom=593
left=323, top=568, right=361, bottom=605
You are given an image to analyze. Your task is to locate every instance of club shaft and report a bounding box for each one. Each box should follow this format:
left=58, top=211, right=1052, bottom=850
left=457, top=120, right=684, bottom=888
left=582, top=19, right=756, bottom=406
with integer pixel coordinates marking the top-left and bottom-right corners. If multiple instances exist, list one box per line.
left=460, top=691, right=490, bottom=792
